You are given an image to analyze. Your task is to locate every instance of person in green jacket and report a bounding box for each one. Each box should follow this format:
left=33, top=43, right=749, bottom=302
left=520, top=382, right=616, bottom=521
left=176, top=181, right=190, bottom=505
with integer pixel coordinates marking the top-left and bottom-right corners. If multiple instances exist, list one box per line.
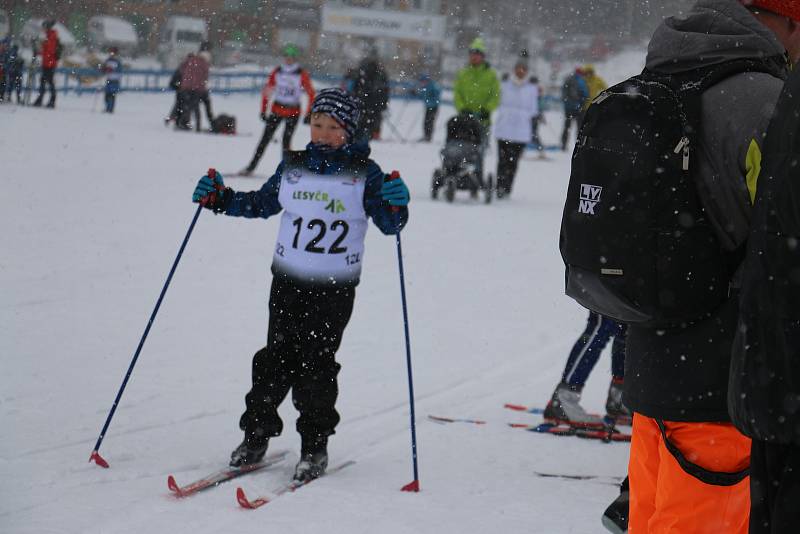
left=454, top=38, right=500, bottom=125
left=453, top=37, right=500, bottom=179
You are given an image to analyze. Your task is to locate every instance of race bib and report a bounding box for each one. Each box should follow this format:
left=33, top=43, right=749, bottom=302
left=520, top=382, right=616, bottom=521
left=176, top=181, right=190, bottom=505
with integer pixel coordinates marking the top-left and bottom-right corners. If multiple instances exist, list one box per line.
left=274, top=69, right=302, bottom=106
left=273, top=166, right=368, bottom=285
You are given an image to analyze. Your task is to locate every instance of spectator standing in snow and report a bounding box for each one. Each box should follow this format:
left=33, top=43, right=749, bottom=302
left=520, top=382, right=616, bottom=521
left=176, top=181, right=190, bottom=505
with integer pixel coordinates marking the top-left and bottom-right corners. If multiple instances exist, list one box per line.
left=560, top=68, right=589, bottom=150
left=493, top=60, right=538, bottom=199
left=727, top=3, right=800, bottom=533
left=241, top=44, right=315, bottom=176
left=414, top=74, right=440, bottom=142
left=197, top=41, right=214, bottom=128
left=165, top=61, right=184, bottom=126
left=453, top=37, right=500, bottom=179
left=349, top=49, right=390, bottom=142
left=453, top=37, right=500, bottom=130
left=175, top=50, right=210, bottom=131
left=619, top=2, right=799, bottom=533
left=190, top=88, right=409, bottom=482
left=7, top=45, right=23, bottom=103
left=579, top=64, right=607, bottom=111
left=529, top=75, right=546, bottom=158
left=33, top=20, right=60, bottom=108
left=102, top=47, right=122, bottom=113
left=0, top=38, right=8, bottom=101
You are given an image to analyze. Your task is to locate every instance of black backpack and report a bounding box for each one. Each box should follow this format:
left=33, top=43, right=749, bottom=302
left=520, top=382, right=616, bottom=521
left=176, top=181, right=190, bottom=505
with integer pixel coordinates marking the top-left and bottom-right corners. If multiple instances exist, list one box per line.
left=560, top=58, right=786, bottom=328
left=211, top=114, right=236, bottom=135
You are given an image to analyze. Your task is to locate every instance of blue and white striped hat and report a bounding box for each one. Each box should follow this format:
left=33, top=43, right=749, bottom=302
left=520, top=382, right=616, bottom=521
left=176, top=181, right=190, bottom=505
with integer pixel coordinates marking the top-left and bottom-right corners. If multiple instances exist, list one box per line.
left=310, top=88, right=362, bottom=139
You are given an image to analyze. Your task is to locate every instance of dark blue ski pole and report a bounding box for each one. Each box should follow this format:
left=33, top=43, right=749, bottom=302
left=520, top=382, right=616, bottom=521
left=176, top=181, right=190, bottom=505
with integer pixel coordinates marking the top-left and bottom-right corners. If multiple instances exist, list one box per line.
left=387, top=171, right=420, bottom=492
left=89, top=168, right=215, bottom=468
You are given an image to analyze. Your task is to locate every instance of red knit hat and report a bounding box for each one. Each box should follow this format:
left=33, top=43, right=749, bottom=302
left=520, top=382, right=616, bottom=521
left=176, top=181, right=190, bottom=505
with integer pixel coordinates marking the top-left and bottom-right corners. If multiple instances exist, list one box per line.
left=742, top=0, right=800, bottom=22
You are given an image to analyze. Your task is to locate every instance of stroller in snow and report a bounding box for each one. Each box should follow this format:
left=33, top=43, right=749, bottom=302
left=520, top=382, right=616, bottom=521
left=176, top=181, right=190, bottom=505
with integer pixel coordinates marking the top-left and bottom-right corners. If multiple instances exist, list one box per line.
left=431, top=113, right=493, bottom=203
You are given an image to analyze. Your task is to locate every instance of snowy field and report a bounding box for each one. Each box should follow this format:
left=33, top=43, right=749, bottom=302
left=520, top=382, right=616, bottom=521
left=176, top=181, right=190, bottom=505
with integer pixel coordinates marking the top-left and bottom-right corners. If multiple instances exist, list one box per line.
left=2, top=86, right=637, bottom=533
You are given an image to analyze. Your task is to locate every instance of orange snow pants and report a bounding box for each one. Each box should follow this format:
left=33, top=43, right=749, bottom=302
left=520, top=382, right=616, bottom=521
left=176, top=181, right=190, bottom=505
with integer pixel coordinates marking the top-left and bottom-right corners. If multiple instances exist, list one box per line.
left=628, top=413, right=751, bottom=534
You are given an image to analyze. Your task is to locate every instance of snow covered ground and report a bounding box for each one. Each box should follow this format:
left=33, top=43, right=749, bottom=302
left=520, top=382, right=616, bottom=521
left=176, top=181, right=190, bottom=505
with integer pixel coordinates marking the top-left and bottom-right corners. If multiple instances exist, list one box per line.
left=2, top=87, right=634, bottom=533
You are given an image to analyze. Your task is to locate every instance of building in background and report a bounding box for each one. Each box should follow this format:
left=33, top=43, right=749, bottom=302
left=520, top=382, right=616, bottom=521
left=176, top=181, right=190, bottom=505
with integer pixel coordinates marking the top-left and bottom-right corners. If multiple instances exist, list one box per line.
left=0, top=0, right=695, bottom=80
left=319, top=0, right=445, bottom=79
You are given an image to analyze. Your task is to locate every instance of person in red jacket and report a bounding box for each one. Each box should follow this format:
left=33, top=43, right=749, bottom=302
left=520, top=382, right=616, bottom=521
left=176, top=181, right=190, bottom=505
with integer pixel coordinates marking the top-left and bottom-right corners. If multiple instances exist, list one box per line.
left=175, top=50, right=210, bottom=131
left=33, top=20, right=59, bottom=108
left=240, top=44, right=315, bottom=175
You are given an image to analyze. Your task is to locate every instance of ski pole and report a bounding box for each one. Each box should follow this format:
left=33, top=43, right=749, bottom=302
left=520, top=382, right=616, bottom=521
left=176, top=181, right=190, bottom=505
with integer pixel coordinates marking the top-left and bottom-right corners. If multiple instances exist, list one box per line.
left=386, top=170, right=420, bottom=492
left=89, top=168, right=214, bottom=468
left=384, top=115, right=408, bottom=143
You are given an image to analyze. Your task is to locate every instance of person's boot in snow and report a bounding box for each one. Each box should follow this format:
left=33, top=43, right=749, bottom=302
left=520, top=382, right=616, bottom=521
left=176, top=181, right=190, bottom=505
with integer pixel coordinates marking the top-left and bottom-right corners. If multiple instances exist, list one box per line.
left=293, top=436, right=329, bottom=482
left=543, top=382, right=605, bottom=428
left=602, top=476, right=629, bottom=533
left=605, top=378, right=632, bottom=423
left=230, top=437, right=269, bottom=467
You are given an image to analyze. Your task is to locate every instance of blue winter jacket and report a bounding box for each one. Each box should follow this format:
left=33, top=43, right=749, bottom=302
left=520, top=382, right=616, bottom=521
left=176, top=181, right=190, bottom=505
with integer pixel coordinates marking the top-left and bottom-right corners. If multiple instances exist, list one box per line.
left=224, top=141, right=409, bottom=235
left=416, top=80, right=441, bottom=109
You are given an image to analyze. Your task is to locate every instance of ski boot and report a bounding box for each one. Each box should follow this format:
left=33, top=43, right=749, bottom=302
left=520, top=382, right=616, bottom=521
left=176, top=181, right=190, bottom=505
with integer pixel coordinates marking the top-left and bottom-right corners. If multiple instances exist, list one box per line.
left=294, top=436, right=329, bottom=482
left=605, top=378, right=633, bottom=426
left=543, top=382, right=606, bottom=429
left=230, top=436, right=269, bottom=468
left=602, top=476, right=629, bottom=533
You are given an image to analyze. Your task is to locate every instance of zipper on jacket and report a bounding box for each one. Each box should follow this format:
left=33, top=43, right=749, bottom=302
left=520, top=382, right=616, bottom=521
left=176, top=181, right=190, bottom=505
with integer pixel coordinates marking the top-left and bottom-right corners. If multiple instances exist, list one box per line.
left=674, top=137, right=690, bottom=170
left=593, top=92, right=610, bottom=105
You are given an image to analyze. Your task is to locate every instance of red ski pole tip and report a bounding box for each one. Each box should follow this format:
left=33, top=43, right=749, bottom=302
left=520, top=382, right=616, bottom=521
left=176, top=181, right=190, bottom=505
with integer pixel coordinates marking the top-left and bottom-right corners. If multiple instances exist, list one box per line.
left=401, top=480, right=420, bottom=492
left=89, top=451, right=110, bottom=468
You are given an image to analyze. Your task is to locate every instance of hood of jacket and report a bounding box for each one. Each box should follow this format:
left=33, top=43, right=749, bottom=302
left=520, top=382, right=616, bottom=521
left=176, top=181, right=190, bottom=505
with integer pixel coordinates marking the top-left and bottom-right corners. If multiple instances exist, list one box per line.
left=646, top=0, right=786, bottom=74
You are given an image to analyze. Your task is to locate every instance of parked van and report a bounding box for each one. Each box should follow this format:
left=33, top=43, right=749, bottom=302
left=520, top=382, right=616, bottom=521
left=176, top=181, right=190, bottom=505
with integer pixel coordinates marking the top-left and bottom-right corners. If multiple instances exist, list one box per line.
left=88, top=15, right=139, bottom=56
left=19, top=19, right=77, bottom=57
left=0, top=9, right=10, bottom=39
left=157, top=16, right=207, bottom=70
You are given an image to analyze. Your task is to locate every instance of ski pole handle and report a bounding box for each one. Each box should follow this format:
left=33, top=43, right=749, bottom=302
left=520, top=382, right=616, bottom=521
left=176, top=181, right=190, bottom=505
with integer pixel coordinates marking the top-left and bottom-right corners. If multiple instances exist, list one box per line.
left=201, top=168, right=219, bottom=208
left=386, top=170, right=401, bottom=213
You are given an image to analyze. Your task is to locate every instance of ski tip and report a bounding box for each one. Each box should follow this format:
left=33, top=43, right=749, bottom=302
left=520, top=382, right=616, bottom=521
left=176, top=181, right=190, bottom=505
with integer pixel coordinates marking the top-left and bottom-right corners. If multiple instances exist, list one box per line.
left=508, top=422, right=531, bottom=428
left=167, top=475, right=183, bottom=496
left=236, top=486, right=267, bottom=509
left=89, top=451, right=110, bottom=469
left=503, top=403, right=527, bottom=411
left=401, top=480, right=420, bottom=493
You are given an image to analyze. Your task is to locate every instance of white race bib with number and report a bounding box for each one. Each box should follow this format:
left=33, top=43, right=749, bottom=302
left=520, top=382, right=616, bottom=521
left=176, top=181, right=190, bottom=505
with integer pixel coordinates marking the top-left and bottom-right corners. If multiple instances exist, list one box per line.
left=274, top=69, right=302, bottom=107
left=273, top=166, right=368, bottom=285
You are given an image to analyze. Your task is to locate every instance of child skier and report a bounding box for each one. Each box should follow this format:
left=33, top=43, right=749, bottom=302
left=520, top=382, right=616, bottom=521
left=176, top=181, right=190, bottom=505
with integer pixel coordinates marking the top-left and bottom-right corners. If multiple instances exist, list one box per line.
left=191, top=88, right=410, bottom=481
left=102, top=47, right=122, bottom=113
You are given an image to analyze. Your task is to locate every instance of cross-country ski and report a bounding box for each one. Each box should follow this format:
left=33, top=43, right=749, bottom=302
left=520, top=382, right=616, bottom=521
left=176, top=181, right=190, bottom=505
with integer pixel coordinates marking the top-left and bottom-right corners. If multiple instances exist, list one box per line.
left=235, top=460, right=356, bottom=510
left=167, top=451, right=288, bottom=498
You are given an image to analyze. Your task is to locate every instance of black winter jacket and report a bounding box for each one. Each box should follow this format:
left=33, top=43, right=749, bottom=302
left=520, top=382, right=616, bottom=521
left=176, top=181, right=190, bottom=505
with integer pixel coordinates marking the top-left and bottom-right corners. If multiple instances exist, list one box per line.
left=729, top=65, right=800, bottom=445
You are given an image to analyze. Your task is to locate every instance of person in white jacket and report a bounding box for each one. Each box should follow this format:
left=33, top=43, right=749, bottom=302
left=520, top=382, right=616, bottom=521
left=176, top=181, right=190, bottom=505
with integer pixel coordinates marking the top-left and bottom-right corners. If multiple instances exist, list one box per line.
left=494, top=61, right=539, bottom=198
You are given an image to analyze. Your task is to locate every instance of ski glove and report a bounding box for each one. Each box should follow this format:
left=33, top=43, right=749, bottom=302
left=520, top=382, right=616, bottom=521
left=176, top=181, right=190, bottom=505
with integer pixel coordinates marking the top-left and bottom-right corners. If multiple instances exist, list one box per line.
left=381, top=177, right=410, bottom=207
left=192, top=172, right=231, bottom=213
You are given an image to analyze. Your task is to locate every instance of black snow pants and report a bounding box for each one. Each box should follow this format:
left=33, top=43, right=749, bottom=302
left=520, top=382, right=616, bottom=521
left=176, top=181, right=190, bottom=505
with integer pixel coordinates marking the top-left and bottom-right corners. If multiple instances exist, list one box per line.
left=239, top=277, right=355, bottom=446
left=423, top=106, right=438, bottom=142
left=247, top=113, right=299, bottom=171
left=34, top=67, right=56, bottom=107
left=496, top=139, right=525, bottom=197
left=749, top=440, right=800, bottom=534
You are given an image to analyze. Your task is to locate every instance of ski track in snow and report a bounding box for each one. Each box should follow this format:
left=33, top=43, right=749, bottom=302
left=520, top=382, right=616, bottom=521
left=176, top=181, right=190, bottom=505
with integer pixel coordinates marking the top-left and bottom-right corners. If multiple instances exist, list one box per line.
left=1, top=75, right=643, bottom=531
